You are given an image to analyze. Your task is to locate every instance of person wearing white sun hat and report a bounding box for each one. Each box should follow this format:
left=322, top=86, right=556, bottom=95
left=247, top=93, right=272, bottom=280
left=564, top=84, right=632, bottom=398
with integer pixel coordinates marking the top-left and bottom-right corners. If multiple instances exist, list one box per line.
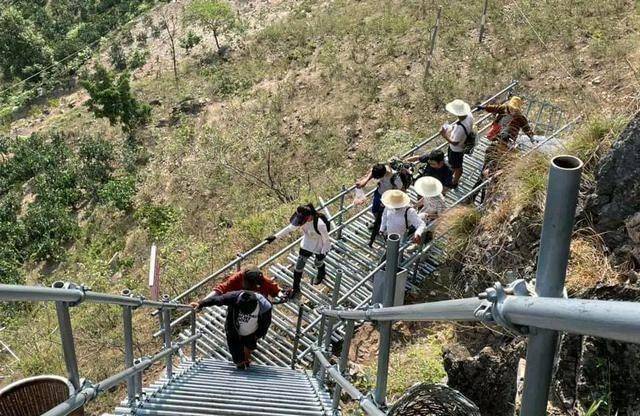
left=440, top=99, right=474, bottom=188
left=414, top=176, right=446, bottom=222
left=379, top=190, right=426, bottom=244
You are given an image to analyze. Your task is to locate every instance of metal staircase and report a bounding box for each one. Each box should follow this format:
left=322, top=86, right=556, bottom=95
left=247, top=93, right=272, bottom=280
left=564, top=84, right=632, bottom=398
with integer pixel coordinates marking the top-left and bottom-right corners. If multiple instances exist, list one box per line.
left=113, top=359, right=332, bottom=416
left=174, top=83, right=571, bottom=371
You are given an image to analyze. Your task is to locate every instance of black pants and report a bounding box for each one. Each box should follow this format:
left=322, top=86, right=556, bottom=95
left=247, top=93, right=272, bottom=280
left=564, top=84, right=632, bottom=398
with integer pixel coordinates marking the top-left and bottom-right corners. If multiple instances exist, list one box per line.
left=226, top=331, right=258, bottom=364
left=369, top=208, right=384, bottom=247
left=293, top=248, right=326, bottom=291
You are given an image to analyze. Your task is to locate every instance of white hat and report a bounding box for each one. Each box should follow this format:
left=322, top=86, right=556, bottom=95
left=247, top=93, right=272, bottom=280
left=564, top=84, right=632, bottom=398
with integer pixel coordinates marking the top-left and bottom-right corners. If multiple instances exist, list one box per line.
left=414, top=176, right=443, bottom=198
left=445, top=99, right=471, bottom=117
left=381, top=190, right=411, bottom=209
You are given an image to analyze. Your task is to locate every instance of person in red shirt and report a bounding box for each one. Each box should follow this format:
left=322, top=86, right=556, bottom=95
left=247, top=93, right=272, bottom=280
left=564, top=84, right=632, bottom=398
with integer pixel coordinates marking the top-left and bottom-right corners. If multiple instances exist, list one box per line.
left=478, top=96, right=534, bottom=175
left=190, top=266, right=285, bottom=308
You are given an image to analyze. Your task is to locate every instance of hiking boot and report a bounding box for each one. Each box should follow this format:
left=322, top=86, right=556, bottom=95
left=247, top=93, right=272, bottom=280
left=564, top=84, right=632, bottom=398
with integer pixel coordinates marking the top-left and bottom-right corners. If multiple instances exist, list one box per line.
left=313, top=266, right=326, bottom=285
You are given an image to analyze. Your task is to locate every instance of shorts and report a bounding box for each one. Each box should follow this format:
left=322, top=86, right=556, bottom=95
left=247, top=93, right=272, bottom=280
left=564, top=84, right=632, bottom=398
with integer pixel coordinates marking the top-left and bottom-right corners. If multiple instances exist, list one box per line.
left=447, top=148, right=464, bottom=169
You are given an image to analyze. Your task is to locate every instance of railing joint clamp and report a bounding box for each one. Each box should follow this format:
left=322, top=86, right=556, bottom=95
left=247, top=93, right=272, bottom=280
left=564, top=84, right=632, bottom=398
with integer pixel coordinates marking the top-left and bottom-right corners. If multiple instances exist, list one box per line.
left=476, top=279, right=531, bottom=336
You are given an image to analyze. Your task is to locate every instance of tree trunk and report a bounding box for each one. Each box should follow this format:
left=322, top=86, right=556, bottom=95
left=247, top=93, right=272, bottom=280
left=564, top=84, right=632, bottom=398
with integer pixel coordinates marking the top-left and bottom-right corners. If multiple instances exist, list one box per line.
left=213, top=28, right=220, bottom=52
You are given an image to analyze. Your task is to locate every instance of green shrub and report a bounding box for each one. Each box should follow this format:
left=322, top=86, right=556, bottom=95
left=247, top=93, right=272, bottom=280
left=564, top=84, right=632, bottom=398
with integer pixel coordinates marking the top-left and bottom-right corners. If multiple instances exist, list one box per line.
left=99, top=176, right=136, bottom=211
left=22, top=202, right=79, bottom=261
left=78, top=137, right=114, bottom=196
left=81, top=65, right=151, bottom=133
left=135, top=203, right=179, bottom=239
left=179, top=30, right=202, bottom=55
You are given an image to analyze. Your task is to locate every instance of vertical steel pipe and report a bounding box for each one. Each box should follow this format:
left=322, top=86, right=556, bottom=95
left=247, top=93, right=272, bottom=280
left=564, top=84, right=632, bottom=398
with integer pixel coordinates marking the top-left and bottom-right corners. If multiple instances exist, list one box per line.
left=133, top=358, right=143, bottom=398
left=161, top=299, right=173, bottom=379
left=337, top=186, right=346, bottom=240
left=122, top=298, right=135, bottom=403
left=521, top=155, right=583, bottom=416
left=320, top=270, right=344, bottom=384
left=333, top=319, right=355, bottom=413
left=374, top=233, right=400, bottom=406
left=55, top=301, right=80, bottom=390
left=291, top=304, right=306, bottom=369
left=313, top=315, right=327, bottom=377
left=190, top=309, right=197, bottom=363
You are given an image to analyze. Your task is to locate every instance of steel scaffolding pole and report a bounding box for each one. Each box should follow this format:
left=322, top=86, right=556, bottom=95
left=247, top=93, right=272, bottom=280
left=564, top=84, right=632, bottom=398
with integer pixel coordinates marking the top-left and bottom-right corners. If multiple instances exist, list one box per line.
left=520, top=155, right=583, bottom=416
left=373, top=233, right=400, bottom=406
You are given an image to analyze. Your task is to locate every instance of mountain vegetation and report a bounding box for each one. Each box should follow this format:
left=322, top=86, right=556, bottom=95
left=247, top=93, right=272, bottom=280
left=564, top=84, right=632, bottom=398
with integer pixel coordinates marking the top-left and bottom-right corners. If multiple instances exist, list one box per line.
left=0, top=0, right=639, bottom=414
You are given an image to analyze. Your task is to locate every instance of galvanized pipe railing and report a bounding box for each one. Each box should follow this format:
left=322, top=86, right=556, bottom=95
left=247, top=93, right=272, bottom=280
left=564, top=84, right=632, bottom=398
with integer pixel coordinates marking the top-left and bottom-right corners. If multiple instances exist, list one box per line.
left=319, top=296, right=640, bottom=345
left=0, top=282, right=193, bottom=310
left=0, top=282, right=199, bottom=411
left=312, top=347, right=386, bottom=416
left=42, top=333, right=201, bottom=416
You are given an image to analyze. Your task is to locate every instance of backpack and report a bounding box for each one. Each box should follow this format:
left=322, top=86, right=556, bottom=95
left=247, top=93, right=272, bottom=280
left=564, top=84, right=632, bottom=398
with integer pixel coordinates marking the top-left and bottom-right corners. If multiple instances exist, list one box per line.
left=457, top=121, right=477, bottom=155
left=403, top=207, right=416, bottom=235
left=313, top=214, right=331, bottom=235
left=391, top=170, right=413, bottom=190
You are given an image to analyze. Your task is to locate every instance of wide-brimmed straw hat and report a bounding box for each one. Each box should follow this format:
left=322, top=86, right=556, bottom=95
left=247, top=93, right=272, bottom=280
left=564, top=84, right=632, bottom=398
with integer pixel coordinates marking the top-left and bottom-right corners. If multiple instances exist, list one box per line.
left=414, top=176, right=443, bottom=198
left=507, top=96, right=523, bottom=112
left=445, top=99, right=471, bottom=117
left=381, top=190, right=411, bottom=209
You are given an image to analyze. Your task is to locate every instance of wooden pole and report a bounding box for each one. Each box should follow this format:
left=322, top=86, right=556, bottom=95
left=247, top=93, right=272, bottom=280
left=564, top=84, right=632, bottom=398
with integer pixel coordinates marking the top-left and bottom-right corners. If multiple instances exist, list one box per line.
left=424, top=6, right=442, bottom=80
left=479, top=0, right=489, bottom=43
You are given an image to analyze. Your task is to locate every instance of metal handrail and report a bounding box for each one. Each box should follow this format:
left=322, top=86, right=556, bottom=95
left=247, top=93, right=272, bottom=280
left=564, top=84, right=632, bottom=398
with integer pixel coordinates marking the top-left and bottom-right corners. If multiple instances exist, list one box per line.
left=42, top=333, right=201, bottom=416
left=319, top=295, right=640, bottom=345
left=312, top=348, right=385, bottom=416
left=0, top=282, right=194, bottom=310
left=0, top=282, right=200, bottom=410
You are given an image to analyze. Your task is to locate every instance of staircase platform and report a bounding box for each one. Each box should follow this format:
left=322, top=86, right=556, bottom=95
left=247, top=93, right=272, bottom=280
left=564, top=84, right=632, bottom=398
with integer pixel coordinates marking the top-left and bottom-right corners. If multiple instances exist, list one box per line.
left=115, top=359, right=332, bottom=416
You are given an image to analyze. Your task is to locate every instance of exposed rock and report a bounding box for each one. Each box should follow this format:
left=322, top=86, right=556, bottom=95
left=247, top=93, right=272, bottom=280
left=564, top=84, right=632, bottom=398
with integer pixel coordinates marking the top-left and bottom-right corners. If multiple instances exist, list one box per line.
left=588, top=112, right=640, bottom=262
left=443, top=336, right=525, bottom=416
left=553, top=284, right=640, bottom=414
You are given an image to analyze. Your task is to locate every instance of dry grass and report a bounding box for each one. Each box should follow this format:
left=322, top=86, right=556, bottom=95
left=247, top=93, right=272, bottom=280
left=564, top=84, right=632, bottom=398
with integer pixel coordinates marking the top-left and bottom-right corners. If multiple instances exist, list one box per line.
left=566, top=236, right=618, bottom=293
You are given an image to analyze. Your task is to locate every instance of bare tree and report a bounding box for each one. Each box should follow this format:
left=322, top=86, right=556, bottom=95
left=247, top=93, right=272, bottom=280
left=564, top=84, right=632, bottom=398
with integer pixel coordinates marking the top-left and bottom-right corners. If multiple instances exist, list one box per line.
left=159, top=8, right=179, bottom=84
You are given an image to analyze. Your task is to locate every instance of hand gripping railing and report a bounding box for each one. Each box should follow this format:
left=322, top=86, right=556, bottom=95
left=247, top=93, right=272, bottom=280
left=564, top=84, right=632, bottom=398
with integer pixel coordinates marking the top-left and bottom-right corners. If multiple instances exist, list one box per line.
left=157, top=81, right=520, bottom=332
left=0, top=282, right=200, bottom=414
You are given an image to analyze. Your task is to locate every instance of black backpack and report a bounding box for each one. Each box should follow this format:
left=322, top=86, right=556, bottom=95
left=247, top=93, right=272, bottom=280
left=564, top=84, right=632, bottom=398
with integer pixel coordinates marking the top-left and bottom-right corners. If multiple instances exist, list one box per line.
left=404, top=207, right=417, bottom=235
left=391, top=170, right=413, bottom=190
left=313, top=214, right=331, bottom=235
left=457, top=122, right=477, bottom=155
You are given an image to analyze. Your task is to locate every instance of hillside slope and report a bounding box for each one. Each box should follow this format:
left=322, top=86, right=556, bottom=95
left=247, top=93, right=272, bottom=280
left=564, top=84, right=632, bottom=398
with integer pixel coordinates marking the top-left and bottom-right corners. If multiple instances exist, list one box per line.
left=1, top=0, right=639, bottom=414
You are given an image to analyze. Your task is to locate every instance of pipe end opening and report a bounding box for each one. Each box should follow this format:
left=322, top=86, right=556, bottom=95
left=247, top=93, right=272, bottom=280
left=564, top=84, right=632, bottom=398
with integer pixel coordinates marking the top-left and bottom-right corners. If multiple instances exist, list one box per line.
left=387, top=233, right=401, bottom=242
left=552, top=155, right=583, bottom=171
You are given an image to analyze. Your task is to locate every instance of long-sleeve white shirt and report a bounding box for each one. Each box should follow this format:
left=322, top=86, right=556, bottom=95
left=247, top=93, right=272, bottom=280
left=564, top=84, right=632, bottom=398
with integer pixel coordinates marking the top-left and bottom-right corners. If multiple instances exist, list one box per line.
left=380, top=207, right=426, bottom=238
left=274, top=219, right=331, bottom=255
left=419, top=195, right=446, bottom=217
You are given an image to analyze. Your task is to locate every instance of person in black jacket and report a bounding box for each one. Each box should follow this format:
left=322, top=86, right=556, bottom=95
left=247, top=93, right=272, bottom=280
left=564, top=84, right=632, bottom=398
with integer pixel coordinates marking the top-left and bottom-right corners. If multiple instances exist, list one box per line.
left=194, top=290, right=272, bottom=369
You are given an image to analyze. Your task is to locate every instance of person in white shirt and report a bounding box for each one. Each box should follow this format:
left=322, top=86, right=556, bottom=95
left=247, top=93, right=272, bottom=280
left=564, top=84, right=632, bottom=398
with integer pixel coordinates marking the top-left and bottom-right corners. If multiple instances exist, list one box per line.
left=265, top=204, right=331, bottom=298
left=414, top=176, right=446, bottom=221
left=379, top=190, right=426, bottom=244
left=440, top=99, right=474, bottom=188
left=355, top=163, right=405, bottom=247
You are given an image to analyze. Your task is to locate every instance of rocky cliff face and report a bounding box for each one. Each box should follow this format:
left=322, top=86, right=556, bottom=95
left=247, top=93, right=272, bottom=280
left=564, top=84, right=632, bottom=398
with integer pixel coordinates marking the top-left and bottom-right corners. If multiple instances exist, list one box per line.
left=588, top=112, right=640, bottom=273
